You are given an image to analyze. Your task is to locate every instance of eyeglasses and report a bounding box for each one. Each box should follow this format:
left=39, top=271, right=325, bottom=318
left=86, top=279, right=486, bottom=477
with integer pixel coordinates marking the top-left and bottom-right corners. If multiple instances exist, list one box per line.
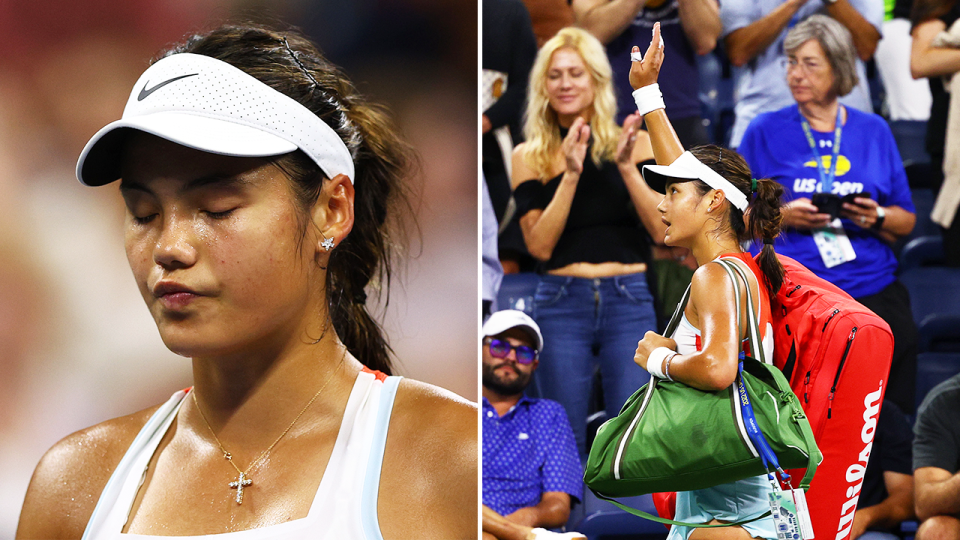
left=783, top=57, right=826, bottom=75
left=486, top=338, right=538, bottom=364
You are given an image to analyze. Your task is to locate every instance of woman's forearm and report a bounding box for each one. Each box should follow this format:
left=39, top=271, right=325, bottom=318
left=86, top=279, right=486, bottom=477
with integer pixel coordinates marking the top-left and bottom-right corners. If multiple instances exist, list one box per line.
left=911, top=20, right=960, bottom=78
left=520, top=172, right=580, bottom=261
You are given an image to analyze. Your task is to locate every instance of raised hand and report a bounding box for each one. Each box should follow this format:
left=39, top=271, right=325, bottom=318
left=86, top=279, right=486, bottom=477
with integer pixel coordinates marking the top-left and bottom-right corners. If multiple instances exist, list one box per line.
left=616, top=112, right=643, bottom=166
left=562, top=116, right=590, bottom=175
left=629, top=22, right=665, bottom=90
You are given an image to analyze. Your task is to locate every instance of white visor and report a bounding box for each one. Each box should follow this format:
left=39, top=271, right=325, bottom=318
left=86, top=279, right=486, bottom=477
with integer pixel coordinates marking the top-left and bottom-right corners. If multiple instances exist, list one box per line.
left=77, top=52, right=355, bottom=186
left=642, top=151, right=748, bottom=212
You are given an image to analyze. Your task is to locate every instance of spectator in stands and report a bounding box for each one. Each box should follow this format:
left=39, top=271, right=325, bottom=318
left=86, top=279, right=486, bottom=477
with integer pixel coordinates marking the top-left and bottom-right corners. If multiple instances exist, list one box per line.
left=912, top=372, right=960, bottom=540
left=571, top=0, right=721, bottom=147
left=850, top=400, right=916, bottom=540
left=511, top=27, right=664, bottom=456
left=721, top=0, right=883, bottom=148
left=481, top=310, right=585, bottom=540
left=484, top=0, right=539, bottom=273
left=738, top=15, right=920, bottom=414
left=911, top=0, right=960, bottom=265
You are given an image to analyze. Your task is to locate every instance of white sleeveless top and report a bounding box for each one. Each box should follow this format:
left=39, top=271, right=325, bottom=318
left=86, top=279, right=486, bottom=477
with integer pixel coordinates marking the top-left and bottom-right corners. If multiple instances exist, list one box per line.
left=82, top=370, right=401, bottom=540
left=671, top=257, right=774, bottom=360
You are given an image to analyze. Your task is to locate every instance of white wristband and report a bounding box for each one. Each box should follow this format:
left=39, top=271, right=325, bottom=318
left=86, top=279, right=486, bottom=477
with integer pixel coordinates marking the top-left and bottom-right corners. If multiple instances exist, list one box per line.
left=633, top=83, right=665, bottom=116
left=647, top=347, right=676, bottom=380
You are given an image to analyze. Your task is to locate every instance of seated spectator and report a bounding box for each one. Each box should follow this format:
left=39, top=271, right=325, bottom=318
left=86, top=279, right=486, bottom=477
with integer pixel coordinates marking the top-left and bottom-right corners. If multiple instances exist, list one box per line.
left=738, top=15, right=919, bottom=415
left=481, top=310, right=585, bottom=540
left=851, top=400, right=916, bottom=540
left=571, top=0, right=720, bottom=147
left=912, top=372, right=960, bottom=540
left=721, top=0, right=882, bottom=148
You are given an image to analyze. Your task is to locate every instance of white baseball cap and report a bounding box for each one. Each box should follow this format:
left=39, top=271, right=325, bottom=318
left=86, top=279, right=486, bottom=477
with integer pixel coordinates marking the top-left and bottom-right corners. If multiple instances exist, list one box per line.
left=642, top=151, right=748, bottom=212
left=482, top=310, right=543, bottom=351
left=77, top=52, right=355, bottom=187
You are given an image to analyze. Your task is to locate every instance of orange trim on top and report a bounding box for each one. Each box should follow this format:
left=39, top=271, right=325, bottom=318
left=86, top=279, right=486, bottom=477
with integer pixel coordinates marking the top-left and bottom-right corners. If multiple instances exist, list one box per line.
left=361, top=366, right=388, bottom=382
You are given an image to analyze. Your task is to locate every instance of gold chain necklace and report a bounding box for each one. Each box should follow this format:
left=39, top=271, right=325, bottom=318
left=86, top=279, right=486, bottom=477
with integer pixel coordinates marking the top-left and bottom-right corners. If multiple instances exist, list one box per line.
left=191, top=346, right=347, bottom=504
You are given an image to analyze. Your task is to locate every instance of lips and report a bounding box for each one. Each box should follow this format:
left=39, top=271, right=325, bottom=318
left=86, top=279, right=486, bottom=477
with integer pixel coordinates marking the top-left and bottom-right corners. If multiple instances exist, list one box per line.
left=153, top=281, right=203, bottom=310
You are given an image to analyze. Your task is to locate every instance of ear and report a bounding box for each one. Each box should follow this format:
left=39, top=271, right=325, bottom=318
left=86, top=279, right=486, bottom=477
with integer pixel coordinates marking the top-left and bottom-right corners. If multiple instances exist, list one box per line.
left=704, top=189, right=727, bottom=214
left=310, top=173, right=355, bottom=254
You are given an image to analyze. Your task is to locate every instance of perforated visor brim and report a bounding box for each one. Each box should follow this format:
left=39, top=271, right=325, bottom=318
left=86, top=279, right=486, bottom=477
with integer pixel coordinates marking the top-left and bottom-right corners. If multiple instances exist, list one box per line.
left=77, top=113, right=300, bottom=186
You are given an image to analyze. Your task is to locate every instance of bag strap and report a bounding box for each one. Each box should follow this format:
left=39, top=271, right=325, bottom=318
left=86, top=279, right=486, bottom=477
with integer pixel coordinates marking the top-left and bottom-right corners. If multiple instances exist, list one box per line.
left=716, top=258, right=818, bottom=490
left=590, top=489, right=770, bottom=528
left=664, top=283, right=692, bottom=339
left=715, top=258, right=766, bottom=364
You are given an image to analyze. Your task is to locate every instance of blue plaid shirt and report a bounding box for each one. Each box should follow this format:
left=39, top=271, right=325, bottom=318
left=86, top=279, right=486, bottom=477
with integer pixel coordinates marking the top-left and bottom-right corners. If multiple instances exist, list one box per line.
left=482, top=395, right=583, bottom=516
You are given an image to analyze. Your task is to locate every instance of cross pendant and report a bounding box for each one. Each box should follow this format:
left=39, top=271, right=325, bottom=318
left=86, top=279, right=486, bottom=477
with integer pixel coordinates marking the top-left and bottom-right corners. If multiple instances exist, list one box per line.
left=228, top=472, right=253, bottom=505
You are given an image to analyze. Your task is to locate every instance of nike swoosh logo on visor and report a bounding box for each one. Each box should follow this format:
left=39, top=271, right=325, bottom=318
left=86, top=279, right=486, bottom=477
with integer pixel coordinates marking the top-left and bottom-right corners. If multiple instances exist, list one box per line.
left=137, top=73, right=199, bottom=101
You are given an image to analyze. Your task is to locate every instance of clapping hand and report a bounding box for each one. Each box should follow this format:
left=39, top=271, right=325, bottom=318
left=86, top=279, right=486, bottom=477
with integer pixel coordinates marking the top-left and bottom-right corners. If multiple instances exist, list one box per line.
left=629, top=22, right=664, bottom=91
left=616, top=112, right=643, bottom=166
left=562, top=116, right=590, bottom=175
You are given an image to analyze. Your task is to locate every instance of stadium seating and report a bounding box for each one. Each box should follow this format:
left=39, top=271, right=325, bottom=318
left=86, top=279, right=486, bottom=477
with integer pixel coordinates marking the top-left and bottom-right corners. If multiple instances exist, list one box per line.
left=574, top=491, right=669, bottom=540
left=899, top=266, right=960, bottom=325
left=899, top=235, right=944, bottom=272
left=915, top=313, right=960, bottom=411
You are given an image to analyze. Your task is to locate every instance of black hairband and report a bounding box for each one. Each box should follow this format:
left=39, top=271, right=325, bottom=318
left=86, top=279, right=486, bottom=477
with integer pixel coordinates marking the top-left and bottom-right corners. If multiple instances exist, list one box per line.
left=763, top=238, right=775, bottom=245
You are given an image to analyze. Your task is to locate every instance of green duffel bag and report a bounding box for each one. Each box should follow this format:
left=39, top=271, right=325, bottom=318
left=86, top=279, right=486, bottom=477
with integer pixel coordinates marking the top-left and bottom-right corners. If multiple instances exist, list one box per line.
left=584, top=258, right=821, bottom=501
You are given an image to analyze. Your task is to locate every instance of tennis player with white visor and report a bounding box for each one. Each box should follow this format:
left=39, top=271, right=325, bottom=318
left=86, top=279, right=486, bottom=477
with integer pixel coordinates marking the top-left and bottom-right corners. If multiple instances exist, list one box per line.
left=623, top=23, right=787, bottom=540
left=17, top=23, right=477, bottom=540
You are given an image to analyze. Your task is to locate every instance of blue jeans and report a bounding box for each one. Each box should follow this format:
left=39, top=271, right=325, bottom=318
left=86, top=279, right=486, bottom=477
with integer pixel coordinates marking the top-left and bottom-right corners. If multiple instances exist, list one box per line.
left=532, top=272, right=656, bottom=456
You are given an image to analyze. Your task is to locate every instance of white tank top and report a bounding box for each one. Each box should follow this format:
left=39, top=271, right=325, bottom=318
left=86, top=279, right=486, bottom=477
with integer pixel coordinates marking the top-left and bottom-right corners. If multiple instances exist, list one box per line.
left=82, top=370, right=401, bottom=540
left=671, top=257, right=774, bottom=360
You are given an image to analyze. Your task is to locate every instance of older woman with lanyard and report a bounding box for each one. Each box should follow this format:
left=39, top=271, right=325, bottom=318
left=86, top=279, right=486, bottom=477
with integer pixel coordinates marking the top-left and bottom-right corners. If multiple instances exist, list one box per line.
left=737, top=15, right=919, bottom=414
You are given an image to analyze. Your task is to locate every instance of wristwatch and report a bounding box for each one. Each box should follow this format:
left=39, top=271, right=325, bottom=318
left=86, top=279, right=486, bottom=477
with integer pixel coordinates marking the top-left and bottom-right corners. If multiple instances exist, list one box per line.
left=823, top=0, right=838, bottom=4
left=872, top=206, right=886, bottom=230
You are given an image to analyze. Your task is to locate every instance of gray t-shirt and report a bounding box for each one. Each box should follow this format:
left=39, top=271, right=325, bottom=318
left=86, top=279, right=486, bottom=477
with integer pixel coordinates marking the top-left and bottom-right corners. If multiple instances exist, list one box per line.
left=913, top=373, right=960, bottom=473
left=720, top=0, right=884, bottom=147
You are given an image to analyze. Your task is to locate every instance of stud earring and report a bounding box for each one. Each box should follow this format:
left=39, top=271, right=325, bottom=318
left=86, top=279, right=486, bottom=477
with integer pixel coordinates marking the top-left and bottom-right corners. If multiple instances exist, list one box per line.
left=320, top=233, right=335, bottom=251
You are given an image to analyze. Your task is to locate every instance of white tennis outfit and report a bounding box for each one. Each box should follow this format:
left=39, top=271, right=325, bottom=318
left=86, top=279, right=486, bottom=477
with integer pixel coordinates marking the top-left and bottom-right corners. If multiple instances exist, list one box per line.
left=82, top=370, right=401, bottom=540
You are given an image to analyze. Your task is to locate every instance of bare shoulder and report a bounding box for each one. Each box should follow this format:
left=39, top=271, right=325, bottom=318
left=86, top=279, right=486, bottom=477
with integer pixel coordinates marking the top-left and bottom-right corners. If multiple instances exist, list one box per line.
left=16, top=405, right=160, bottom=539
left=390, top=378, right=477, bottom=462
left=511, top=142, right=538, bottom=188
left=378, top=378, right=477, bottom=540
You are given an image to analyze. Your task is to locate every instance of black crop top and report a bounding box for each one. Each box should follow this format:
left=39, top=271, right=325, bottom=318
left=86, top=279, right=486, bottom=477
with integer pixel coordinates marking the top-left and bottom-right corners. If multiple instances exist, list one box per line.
left=513, top=140, right=655, bottom=271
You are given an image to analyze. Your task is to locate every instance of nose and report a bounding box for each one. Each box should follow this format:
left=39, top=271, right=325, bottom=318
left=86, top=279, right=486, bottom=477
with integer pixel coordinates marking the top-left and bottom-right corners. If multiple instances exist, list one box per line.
left=153, top=213, right=198, bottom=270
left=657, top=196, right=666, bottom=214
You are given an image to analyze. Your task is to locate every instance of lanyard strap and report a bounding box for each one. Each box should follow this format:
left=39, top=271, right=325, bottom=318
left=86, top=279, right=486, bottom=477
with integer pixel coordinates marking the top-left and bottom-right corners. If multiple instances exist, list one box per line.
left=799, top=106, right=843, bottom=194
left=736, top=357, right=791, bottom=488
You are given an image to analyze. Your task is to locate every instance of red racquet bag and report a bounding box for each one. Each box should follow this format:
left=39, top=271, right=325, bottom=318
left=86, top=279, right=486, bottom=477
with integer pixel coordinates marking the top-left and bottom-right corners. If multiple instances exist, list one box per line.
left=770, top=255, right=893, bottom=540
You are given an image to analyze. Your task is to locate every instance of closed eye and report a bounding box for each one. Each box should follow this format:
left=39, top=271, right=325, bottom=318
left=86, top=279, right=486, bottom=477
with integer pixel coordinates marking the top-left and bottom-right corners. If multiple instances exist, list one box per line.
left=132, top=214, right=157, bottom=225
left=206, top=209, right=235, bottom=220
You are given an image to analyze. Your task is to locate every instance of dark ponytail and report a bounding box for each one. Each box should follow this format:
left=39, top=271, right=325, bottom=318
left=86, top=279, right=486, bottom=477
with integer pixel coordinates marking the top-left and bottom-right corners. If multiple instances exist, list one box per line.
left=165, top=24, right=417, bottom=374
left=688, top=145, right=785, bottom=304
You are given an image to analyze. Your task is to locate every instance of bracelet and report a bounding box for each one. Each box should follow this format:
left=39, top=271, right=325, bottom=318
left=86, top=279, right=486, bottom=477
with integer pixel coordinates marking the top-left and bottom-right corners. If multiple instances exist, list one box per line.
left=647, top=347, right=676, bottom=380
left=633, top=83, right=665, bottom=116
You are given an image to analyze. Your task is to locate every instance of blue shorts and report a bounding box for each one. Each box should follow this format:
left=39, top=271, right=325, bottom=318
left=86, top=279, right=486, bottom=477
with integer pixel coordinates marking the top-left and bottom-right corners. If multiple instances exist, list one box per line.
left=666, top=475, right=777, bottom=540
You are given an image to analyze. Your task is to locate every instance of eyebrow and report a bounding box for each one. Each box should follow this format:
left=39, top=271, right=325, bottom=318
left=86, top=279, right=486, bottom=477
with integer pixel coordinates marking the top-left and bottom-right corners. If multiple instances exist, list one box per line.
left=120, top=174, right=252, bottom=195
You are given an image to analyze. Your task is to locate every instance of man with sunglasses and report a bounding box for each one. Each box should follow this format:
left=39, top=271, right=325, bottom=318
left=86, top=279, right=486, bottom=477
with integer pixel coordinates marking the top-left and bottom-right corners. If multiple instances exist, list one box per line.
left=481, top=310, right=585, bottom=540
